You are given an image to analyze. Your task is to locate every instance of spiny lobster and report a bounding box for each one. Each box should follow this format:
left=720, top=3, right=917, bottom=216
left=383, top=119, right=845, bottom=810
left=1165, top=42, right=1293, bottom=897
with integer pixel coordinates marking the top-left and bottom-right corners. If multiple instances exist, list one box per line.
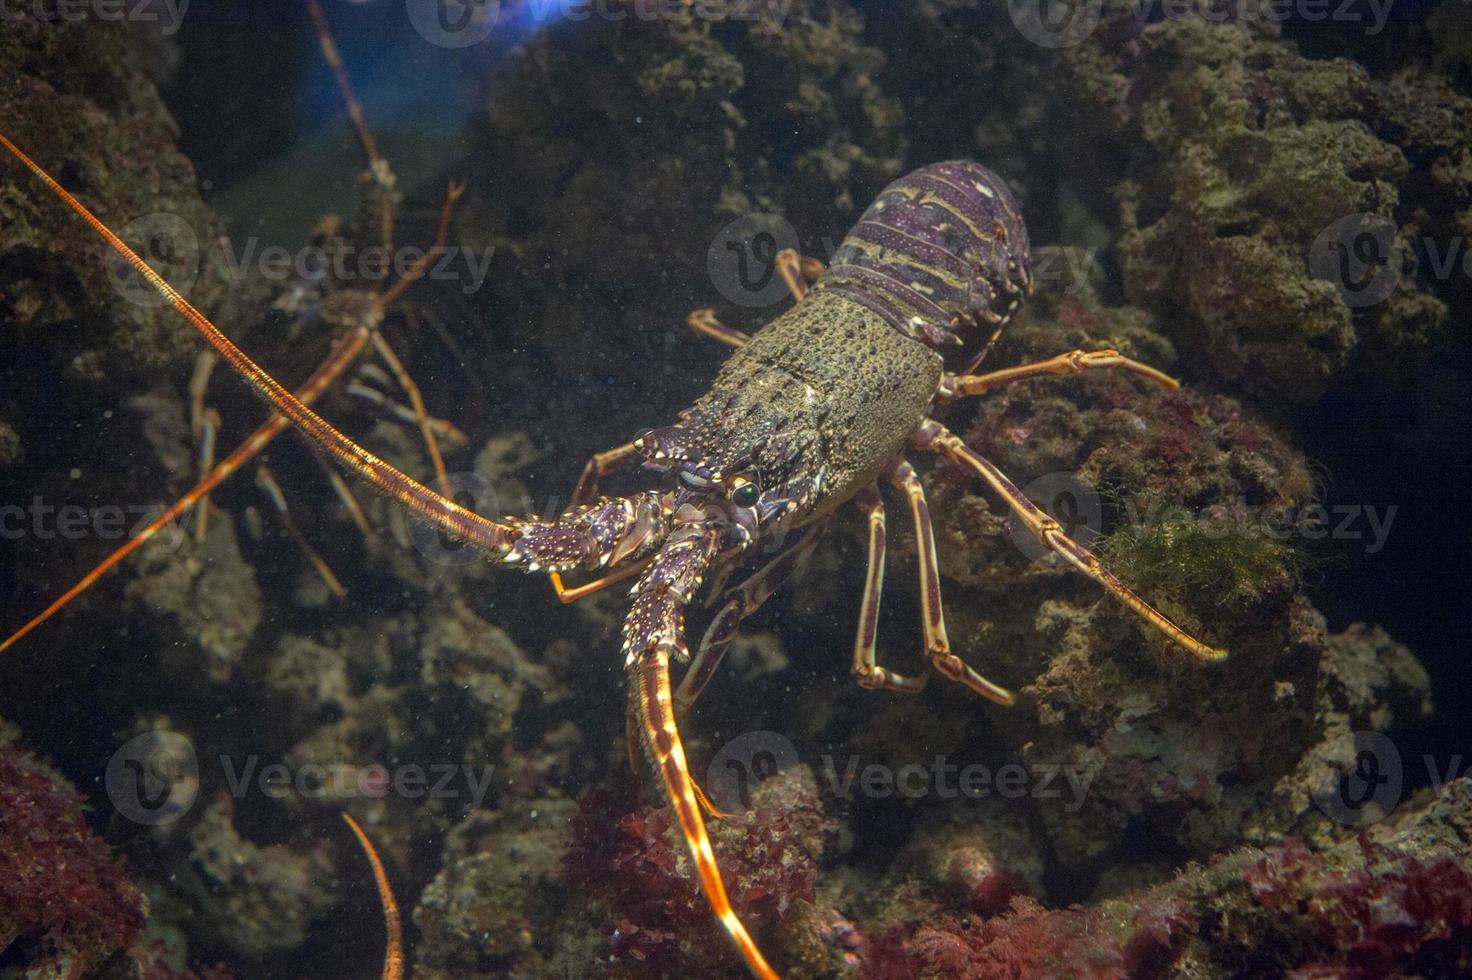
left=1, top=132, right=1225, bottom=976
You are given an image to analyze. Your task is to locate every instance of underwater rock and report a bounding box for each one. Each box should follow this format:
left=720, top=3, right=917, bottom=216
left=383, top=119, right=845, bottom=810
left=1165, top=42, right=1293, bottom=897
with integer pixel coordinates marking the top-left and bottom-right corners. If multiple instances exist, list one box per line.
left=162, top=795, right=332, bottom=960
left=866, top=778, right=1472, bottom=978
left=413, top=798, right=578, bottom=978
left=0, top=12, right=232, bottom=372
left=926, top=279, right=1431, bottom=873
left=457, top=0, right=903, bottom=409
left=0, top=722, right=146, bottom=976
left=562, top=765, right=834, bottom=977
left=124, top=508, right=262, bottom=686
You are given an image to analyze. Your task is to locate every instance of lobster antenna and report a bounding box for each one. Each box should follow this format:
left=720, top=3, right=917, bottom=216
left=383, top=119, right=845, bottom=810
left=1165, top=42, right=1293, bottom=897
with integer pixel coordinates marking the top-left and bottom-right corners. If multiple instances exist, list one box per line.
left=341, top=812, right=405, bottom=980
left=0, top=133, right=515, bottom=556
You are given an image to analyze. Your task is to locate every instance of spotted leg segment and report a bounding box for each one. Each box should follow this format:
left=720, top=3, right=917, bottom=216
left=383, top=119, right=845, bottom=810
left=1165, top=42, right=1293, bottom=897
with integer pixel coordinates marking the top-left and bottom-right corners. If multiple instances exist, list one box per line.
left=916, top=419, right=1228, bottom=662
left=887, top=461, right=1015, bottom=705
left=625, top=528, right=779, bottom=980
left=850, top=486, right=925, bottom=694
left=673, top=521, right=825, bottom=708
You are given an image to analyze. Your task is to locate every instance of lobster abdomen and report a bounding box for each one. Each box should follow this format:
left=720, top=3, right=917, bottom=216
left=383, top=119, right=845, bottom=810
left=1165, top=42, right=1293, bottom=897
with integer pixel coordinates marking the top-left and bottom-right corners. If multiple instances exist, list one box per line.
left=814, top=160, right=1032, bottom=351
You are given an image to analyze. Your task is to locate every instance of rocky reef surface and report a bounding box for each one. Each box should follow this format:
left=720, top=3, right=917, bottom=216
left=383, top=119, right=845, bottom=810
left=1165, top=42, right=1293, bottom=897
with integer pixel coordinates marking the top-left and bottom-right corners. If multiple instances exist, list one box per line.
left=1, top=1, right=1468, bottom=977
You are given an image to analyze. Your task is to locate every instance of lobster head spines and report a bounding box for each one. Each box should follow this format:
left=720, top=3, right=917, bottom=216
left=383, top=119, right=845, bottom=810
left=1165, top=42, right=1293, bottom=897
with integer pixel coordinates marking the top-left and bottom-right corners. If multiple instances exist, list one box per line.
left=816, top=160, right=1032, bottom=351
left=636, top=391, right=822, bottom=538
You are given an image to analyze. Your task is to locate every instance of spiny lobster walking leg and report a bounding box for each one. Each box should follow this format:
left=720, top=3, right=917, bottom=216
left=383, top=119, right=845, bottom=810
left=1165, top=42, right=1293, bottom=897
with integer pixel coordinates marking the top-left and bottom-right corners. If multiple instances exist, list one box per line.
left=915, top=419, right=1228, bottom=661
left=673, top=521, right=826, bottom=709
left=940, top=348, right=1181, bottom=403
left=684, top=249, right=824, bottom=349
left=887, top=460, right=1015, bottom=705
left=849, top=485, right=926, bottom=694
left=257, top=464, right=348, bottom=597
left=774, top=248, right=825, bottom=302
left=625, top=527, right=779, bottom=980
left=686, top=308, right=751, bottom=349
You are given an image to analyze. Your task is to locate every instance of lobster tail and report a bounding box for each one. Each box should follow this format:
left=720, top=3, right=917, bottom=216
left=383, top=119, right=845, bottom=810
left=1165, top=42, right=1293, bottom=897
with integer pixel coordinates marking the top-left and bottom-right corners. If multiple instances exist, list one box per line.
left=815, top=160, right=1032, bottom=351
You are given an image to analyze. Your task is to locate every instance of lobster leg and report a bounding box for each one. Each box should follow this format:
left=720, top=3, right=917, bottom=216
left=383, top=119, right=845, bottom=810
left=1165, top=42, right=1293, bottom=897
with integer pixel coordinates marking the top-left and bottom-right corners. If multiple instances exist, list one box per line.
left=942, top=348, right=1180, bottom=401
left=775, top=248, right=825, bottom=302
left=687, top=308, right=751, bottom=349
left=850, top=486, right=926, bottom=694
left=674, top=522, right=825, bottom=708
left=887, top=461, right=1015, bottom=705
left=571, top=440, right=642, bottom=506
left=916, top=419, right=1228, bottom=662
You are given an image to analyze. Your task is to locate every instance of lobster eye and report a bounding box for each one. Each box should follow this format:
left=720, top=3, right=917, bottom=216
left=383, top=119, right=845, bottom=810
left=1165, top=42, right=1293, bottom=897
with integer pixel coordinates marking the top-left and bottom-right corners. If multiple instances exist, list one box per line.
left=730, top=479, right=760, bottom=508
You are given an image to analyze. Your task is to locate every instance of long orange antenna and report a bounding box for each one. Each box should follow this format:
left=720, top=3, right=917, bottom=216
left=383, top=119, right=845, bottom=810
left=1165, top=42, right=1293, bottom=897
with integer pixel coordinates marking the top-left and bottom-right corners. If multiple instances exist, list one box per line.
left=0, top=172, right=468, bottom=656
left=306, top=0, right=381, bottom=166
left=341, top=812, right=405, bottom=980
left=632, top=647, right=779, bottom=979
left=0, top=330, right=367, bottom=655
left=0, top=133, right=516, bottom=557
